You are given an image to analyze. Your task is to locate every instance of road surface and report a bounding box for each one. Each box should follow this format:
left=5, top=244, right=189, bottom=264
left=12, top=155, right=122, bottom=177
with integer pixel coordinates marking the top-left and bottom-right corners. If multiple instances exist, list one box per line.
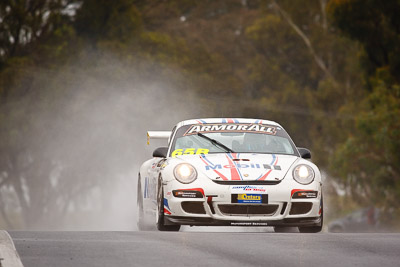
left=9, top=230, right=400, bottom=267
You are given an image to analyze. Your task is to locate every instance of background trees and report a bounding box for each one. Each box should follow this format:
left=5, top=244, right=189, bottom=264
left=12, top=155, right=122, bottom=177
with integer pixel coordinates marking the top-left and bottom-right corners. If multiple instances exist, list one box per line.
left=328, top=0, right=400, bottom=218
left=0, top=0, right=398, bottom=229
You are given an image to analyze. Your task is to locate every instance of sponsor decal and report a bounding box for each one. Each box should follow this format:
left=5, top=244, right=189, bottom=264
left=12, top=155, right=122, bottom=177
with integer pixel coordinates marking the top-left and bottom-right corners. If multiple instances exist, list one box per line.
left=201, top=153, right=281, bottom=181
left=230, top=222, right=269, bottom=226
left=231, top=185, right=267, bottom=193
left=184, top=123, right=277, bottom=136
left=231, top=193, right=268, bottom=203
left=237, top=194, right=262, bottom=203
left=291, top=189, right=318, bottom=198
left=205, top=163, right=281, bottom=171
left=295, top=191, right=317, bottom=198
left=199, top=155, right=229, bottom=181
left=172, top=148, right=209, bottom=158
left=173, top=190, right=203, bottom=198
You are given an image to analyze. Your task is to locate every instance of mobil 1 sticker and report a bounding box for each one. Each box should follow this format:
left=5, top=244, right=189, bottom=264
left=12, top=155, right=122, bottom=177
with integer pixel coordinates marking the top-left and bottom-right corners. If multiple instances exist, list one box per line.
left=231, top=185, right=268, bottom=194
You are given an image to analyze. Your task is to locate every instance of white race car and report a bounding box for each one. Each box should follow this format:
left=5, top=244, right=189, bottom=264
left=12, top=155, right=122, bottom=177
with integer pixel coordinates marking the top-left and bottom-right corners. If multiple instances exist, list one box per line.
left=137, top=118, right=323, bottom=232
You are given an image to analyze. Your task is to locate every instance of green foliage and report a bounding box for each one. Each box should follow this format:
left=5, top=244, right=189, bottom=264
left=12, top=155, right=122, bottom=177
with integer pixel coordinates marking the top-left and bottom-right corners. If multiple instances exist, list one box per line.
left=328, top=0, right=400, bottom=83
left=246, top=14, right=313, bottom=93
left=0, top=0, right=77, bottom=66
left=333, top=77, right=400, bottom=207
left=75, top=0, right=142, bottom=43
left=327, top=0, right=400, bottom=215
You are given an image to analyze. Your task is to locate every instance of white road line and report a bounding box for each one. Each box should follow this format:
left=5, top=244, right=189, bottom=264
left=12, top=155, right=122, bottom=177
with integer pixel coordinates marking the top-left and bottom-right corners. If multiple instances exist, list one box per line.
left=0, top=231, right=24, bottom=267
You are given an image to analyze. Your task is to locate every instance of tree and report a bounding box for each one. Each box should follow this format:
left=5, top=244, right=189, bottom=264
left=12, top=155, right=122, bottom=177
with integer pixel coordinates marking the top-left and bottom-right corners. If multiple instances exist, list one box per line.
left=328, top=0, right=400, bottom=214
left=0, top=0, right=77, bottom=66
left=75, top=0, right=142, bottom=44
left=328, top=0, right=400, bottom=85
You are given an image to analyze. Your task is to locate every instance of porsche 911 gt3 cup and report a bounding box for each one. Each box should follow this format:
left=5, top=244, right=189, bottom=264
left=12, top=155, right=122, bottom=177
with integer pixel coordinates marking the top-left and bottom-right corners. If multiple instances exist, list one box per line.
left=137, top=118, right=323, bottom=232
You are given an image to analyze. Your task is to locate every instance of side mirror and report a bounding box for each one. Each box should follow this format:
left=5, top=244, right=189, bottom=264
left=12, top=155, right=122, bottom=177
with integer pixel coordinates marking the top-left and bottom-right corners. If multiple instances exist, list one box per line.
left=297, top=147, right=311, bottom=159
left=153, top=147, right=168, bottom=158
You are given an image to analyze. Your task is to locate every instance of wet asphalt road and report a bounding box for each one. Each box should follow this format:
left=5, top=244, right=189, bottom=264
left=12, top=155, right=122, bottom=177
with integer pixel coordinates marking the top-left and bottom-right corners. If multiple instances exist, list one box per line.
left=9, top=230, right=400, bottom=267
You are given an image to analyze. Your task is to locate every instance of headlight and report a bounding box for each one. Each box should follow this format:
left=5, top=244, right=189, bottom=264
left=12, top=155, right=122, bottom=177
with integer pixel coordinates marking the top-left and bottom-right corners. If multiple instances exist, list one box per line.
left=173, top=163, right=197, bottom=184
left=293, top=164, right=315, bottom=185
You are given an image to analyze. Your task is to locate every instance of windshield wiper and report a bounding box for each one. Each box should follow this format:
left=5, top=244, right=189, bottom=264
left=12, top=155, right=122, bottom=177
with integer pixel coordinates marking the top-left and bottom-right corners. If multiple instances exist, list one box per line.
left=197, top=132, right=235, bottom=153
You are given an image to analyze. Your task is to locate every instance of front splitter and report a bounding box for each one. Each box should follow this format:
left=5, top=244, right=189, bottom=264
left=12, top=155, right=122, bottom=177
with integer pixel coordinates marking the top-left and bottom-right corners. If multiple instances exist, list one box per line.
left=165, top=216, right=321, bottom=227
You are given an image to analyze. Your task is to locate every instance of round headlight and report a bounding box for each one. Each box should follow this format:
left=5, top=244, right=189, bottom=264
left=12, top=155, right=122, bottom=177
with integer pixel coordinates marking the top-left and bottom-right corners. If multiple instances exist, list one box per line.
left=173, top=163, right=197, bottom=184
left=293, top=164, right=315, bottom=185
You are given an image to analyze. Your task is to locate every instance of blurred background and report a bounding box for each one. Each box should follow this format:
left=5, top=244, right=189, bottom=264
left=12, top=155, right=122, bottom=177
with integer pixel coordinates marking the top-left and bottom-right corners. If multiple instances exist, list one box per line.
left=0, top=0, right=399, bottom=231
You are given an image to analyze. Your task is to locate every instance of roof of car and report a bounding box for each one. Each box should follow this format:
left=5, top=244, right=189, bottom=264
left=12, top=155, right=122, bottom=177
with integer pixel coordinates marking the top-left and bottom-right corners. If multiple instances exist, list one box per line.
left=176, top=118, right=281, bottom=128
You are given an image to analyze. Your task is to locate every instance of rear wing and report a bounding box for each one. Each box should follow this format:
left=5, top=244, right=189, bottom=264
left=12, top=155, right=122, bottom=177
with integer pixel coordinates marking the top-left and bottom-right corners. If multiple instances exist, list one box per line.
left=147, top=131, right=172, bottom=145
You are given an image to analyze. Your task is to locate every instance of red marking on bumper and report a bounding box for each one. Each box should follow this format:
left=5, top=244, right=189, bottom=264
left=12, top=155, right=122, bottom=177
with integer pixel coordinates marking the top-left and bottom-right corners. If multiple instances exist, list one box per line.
left=164, top=208, right=171, bottom=215
left=290, top=189, right=315, bottom=197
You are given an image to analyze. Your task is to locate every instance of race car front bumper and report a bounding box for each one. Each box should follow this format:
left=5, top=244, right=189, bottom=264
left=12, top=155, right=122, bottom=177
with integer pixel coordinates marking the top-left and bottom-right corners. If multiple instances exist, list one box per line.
left=162, top=176, right=322, bottom=227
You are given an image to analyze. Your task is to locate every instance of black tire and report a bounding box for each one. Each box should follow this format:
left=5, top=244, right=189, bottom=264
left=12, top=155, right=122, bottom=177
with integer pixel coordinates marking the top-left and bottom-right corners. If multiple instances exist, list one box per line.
left=156, top=178, right=180, bottom=231
left=137, top=175, right=147, bottom=231
left=298, top=196, right=323, bottom=233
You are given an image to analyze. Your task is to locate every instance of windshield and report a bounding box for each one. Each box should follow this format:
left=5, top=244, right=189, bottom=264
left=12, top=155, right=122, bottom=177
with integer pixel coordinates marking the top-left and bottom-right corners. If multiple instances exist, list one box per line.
left=170, top=123, right=298, bottom=157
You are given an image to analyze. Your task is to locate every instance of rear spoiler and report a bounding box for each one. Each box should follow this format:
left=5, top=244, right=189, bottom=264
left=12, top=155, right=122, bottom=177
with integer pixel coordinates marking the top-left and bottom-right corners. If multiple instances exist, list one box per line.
left=147, top=131, right=172, bottom=145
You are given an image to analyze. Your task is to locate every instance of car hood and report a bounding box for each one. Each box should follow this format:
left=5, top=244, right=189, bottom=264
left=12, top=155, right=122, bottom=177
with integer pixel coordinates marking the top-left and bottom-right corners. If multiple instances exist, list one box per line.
left=174, top=153, right=299, bottom=182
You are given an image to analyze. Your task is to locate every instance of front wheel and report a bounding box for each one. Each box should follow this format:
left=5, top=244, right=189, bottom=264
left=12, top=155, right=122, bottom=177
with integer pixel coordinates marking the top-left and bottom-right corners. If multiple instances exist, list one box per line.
left=298, top=197, right=323, bottom=233
left=156, top=178, right=180, bottom=231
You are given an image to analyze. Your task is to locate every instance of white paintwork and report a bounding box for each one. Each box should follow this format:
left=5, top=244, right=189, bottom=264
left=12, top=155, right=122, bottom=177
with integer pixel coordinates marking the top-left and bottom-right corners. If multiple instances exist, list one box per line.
left=138, top=118, right=323, bottom=229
